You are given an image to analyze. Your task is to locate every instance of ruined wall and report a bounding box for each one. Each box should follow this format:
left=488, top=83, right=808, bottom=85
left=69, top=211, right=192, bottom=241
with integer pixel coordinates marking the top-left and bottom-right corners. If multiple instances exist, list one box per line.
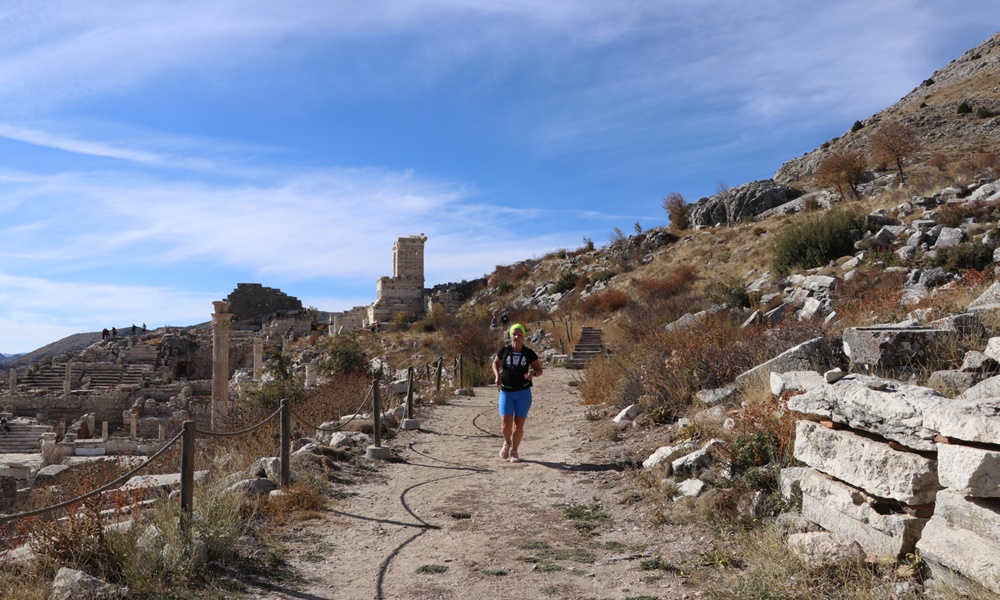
left=227, top=283, right=303, bottom=322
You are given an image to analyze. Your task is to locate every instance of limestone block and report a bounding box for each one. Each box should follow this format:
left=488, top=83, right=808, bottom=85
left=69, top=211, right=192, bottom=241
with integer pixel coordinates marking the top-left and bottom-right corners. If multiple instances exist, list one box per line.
left=824, top=368, right=845, bottom=383
left=927, top=370, right=980, bottom=395
left=968, top=281, right=1000, bottom=310
left=929, top=312, right=984, bottom=336
left=674, top=479, right=706, bottom=499
left=695, top=386, right=735, bottom=406
left=612, top=404, right=639, bottom=423
left=671, top=449, right=711, bottom=476
left=917, top=517, right=1000, bottom=594
left=937, top=444, right=1000, bottom=497
left=734, top=337, right=832, bottom=388
left=961, top=374, right=1000, bottom=400
left=642, top=442, right=695, bottom=471
left=779, top=466, right=809, bottom=505
left=924, top=398, right=1000, bottom=445
left=770, top=371, right=824, bottom=397
left=802, top=275, right=837, bottom=293
left=787, top=531, right=866, bottom=566
left=34, top=464, right=71, bottom=485
left=50, top=567, right=127, bottom=600
left=842, top=325, right=954, bottom=369
left=961, top=351, right=1000, bottom=373
left=933, top=226, right=965, bottom=249
left=800, top=469, right=927, bottom=558
left=931, top=489, right=1000, bottom=546
left=794, top=421, right=940, bottom=504
left=787, top=374, right=948, bottom=451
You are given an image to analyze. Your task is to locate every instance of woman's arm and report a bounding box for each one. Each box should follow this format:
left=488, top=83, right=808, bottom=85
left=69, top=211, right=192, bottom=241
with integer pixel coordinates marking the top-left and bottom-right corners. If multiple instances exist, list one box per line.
left=527, top=359, right=543, bottom=380
left=492, top=355, right=503, bottom=388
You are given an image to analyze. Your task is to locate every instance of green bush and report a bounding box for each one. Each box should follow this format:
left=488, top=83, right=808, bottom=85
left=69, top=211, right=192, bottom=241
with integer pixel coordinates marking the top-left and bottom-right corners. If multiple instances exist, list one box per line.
left=772, top=209, right=865, bottom=274
left=590, top=269, right=617, bottom=284
left=931, top=241, right=994, bottom=273
left=551, top=272, right=578, bottom=294
left=317, top=335, right=369, bottom=376
left=727, top=431, right=780, bottom=479
left=706, top=277, right=751, bottom=309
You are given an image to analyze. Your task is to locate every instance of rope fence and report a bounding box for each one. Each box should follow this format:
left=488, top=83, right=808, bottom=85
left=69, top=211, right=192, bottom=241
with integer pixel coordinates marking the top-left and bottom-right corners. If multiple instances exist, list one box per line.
left=0, top=353, right=471, bottom=548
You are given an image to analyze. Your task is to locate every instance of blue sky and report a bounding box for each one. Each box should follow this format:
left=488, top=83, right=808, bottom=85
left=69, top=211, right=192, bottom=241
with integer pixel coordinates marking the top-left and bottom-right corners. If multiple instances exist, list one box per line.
left=0, top=1, right=998, bottom=354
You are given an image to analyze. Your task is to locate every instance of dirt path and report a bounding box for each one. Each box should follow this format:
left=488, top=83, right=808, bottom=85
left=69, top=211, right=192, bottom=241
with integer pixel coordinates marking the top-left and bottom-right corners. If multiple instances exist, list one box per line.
left=255, top=368, right=705, bottom=600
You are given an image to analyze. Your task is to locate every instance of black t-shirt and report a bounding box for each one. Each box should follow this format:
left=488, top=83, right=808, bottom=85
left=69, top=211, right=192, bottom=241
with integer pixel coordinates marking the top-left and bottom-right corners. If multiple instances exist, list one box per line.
left=498, top=345, right=538, bottom=391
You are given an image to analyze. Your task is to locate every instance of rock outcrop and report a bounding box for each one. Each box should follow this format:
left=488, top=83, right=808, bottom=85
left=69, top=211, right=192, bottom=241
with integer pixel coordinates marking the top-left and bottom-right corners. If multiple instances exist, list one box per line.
left=687, top=179, right=804, bottom=227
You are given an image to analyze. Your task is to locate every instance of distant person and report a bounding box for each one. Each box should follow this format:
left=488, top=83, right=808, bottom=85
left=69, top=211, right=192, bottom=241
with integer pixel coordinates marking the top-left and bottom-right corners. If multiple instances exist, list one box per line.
left=131, top=324, right=137, bottom=336
left=0, top=415, right=10, bottom=435
left=376, top=322, right=381, bottom=334
left=142, top=322, right=147, bottom=332
left=102, top=328, right=110, bottom=340
left=492, top=323, right=543, bottom=463
left=500, top=313, right=509, bottom=328
left=111, top=327, right=117, bottom=337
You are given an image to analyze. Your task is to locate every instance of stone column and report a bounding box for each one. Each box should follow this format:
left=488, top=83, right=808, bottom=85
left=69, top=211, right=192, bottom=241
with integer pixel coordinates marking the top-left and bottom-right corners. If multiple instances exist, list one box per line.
left=305, top=364, right=317, bottom=387
left=101, top=422, right=109, bottom=441
left=130, top=412, right=137, bottom=440
left=8, top=369, right=14, bottom=394
left=211, top=300, right=234, bottom=430
left=329, top=314, right=336, bottom=337
left=64, top=363, right=72, bottom=396
left=253, top=337, right=263, bottom=381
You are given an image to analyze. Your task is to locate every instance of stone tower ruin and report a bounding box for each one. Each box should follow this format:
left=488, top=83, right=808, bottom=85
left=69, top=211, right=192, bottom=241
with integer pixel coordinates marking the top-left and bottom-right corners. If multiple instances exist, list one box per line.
left=368, top=234, right=427, bottom=324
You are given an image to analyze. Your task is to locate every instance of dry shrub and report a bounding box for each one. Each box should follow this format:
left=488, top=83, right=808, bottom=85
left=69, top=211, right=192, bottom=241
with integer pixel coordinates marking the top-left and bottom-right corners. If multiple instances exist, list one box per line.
left=578, top=355, right=626, bottom=406
left=833, top=268, right=909, bottom=327
left=510, top=264, right=531, bottom=281
left=695, top=526, right=923, bottom=599
left=633, top=264, right=698, bottom=301
left=263, top=483, right=328, bottom=525
left=301, top=372, right=374, bottom=424
left=40, top=443, right=66, bottom=467
left=577, top=289, right=630, bottom=316
left=617, top=316, right=823, bottom=419
left=935, top=200, right=1000, bottom=228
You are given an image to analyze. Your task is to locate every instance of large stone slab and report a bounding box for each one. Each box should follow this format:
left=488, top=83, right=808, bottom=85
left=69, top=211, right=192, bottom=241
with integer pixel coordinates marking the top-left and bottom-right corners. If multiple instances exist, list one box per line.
left=770, top=371, right=825, bottom=396
left=938, top=444, right=1000, bottom=497
left=800, top=469, right=927, bottom=558
left=917, top=490, right=1000, bottom=594
left=793, top=421, right=941, bottom=504
left=842, top=325, right=954, bottom=369
left=960, top=374, right=1000, bottom=400
left=734, top=337, right=833, bottom=388
left=787, top=374, right=948, bottom=451
left=929, top=489, right=1000, bottom=546
left=924, top=397, right=1000, bottom=445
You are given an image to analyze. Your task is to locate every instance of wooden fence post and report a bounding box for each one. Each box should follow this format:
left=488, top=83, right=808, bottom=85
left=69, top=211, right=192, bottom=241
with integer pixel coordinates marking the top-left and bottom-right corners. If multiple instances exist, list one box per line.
left=180, top=420, right=195, bottom=537
left=280, top=399, right=290, bottom=488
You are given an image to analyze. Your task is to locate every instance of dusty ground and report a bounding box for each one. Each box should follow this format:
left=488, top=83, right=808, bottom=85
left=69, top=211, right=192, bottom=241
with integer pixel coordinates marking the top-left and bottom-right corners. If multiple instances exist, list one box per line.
left=250, top=367, right=709, bottom=600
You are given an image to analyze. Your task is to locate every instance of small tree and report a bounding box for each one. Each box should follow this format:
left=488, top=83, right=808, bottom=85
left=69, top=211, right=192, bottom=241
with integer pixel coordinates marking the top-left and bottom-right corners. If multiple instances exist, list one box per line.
left=815, top=149, right=867, bottom=199
left=868, top=121, right=920, bottom=184
left=662, top=191, right=689, bottom=232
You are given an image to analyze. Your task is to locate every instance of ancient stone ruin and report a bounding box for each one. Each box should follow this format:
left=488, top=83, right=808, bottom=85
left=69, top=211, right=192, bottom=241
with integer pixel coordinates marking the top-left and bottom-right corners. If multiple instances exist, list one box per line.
left=333, top=234, right=470, bottom=331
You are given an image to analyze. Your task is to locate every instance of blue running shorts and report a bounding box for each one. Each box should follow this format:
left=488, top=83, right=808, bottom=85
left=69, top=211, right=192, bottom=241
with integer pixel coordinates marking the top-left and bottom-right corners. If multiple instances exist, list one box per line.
left=499, top=388, right=533, bottom=418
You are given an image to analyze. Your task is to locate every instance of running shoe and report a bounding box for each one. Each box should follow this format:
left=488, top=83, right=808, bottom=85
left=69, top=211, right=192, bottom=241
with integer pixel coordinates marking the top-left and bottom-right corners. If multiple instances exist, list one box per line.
left=499, top=442, right=511, bottom=459
left=509, top=450, right=520, bottom=463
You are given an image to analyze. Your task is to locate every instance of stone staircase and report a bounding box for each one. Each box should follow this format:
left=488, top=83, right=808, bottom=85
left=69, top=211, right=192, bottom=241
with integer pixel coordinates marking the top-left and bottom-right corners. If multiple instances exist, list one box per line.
left=565, top=326, right=605, bottom=369
left=0, top=416, right=51, bottom=453
left=20, top=363, right=80, bottom=392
